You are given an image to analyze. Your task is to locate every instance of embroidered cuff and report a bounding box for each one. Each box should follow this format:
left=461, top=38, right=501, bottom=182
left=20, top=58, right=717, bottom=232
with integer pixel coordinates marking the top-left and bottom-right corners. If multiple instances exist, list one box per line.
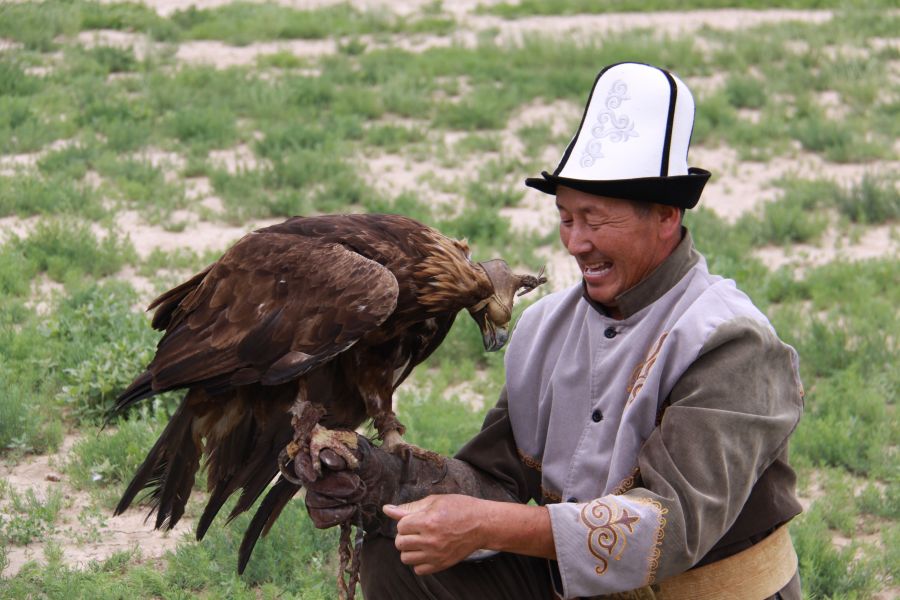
left=548, top=495, right=668, bottom=598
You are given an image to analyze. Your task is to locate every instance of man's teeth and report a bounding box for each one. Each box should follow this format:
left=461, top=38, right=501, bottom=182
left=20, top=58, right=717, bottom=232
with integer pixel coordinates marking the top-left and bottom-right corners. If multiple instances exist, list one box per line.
left=584, top=263, right=612, bottom=274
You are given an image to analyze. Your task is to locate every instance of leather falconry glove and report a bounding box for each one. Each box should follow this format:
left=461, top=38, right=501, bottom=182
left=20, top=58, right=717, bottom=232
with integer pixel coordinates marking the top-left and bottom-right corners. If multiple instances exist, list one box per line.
left=295, top=434, right=517, bottom=537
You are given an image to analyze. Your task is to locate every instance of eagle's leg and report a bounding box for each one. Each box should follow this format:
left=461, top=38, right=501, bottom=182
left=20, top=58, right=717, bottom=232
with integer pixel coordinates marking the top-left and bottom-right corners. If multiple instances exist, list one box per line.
left=282, top=383, right=359, bottom=481
left=372, top=411, right=445, bottom=465
left=372, top=411, right=406, bottom=452
left=360, top=361, right=443, bottom=464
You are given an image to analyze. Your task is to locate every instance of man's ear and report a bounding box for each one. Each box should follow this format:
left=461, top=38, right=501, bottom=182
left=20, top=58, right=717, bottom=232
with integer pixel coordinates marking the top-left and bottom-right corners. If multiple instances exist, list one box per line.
left=655, top=204, right=682, bottom=240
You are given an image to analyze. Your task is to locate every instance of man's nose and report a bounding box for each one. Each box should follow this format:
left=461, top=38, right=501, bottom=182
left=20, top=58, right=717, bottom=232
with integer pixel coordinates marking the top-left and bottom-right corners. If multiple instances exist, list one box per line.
left=565, top=224, right=593, bottom=255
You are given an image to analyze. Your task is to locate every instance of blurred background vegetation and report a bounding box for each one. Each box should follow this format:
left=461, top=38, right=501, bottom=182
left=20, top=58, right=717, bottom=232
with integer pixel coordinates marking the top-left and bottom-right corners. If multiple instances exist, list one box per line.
left=0, top=0, right=897, bottom=598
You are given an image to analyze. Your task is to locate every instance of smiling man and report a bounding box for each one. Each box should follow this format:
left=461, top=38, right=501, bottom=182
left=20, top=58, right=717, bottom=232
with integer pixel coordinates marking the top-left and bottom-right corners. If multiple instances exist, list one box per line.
left=298, top=62, right=805, bottom=600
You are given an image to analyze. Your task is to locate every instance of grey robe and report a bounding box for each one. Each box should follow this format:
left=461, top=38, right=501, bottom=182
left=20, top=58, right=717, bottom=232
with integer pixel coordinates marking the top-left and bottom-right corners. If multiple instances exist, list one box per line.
left=456, top=230, right=804, bottom=599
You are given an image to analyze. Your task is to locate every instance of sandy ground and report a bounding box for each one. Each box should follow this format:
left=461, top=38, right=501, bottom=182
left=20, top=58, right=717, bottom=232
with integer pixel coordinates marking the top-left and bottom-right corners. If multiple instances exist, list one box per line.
left=0, top=435, right=193, bottom=578
left=1, top=0, right=898, bottom=582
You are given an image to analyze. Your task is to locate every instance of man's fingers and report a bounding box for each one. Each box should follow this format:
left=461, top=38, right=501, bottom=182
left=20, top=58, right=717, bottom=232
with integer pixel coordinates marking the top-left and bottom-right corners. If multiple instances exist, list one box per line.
left=413, top=563, right=444, bottom=576
left=384, top=497, right=432, bottom=521
left=393, top=533, right=426, bottom=552
left=382, top=504, right=409, bottom=520
left=398, top=550, right=428, bottom=566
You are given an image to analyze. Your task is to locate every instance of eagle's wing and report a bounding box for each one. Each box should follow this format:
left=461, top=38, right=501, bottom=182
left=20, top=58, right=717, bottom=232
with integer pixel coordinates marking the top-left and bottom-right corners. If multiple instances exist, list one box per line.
left=147, top=232, right=399, bottom=394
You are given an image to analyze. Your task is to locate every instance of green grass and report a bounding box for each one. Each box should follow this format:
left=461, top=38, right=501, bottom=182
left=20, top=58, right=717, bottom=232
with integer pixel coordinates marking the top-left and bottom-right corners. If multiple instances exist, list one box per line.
left=168, top=2, right=448, bottom=45
left=0, top=1, right=898, bottom=597
left=792, top=366, right=895, bottom=477
left=0, top=371, right=64, bottom=455
left=0, top=485, right=64, bottom=546
left=4, top=218, right=135, bottom=284
left=791, top=504, right=881, bottom=598
left=834, top=174, right=900, bottom=224
left=65, top=417, right=167, bottom=507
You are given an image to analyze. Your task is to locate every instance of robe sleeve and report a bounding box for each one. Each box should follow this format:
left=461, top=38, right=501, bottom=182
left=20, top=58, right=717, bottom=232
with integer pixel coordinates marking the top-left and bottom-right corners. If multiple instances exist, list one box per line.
left=455, top=386, right=541, bottom=504
left=547, top=317, right=804, bottom=597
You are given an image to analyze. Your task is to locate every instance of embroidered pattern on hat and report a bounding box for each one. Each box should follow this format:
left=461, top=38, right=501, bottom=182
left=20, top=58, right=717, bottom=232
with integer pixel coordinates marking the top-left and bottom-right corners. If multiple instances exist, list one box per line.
left=580, top=80, right=639, bottom=168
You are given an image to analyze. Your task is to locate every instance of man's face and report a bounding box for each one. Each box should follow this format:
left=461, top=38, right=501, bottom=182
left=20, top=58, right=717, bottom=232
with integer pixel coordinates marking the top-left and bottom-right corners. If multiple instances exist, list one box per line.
left=556, top=186, right=677, bottom=318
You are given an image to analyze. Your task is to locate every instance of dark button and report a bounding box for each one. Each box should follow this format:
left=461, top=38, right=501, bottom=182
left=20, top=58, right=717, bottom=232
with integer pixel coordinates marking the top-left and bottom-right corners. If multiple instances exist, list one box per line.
left=604, top=327, right=617, bottom=339
left=567, top=497, right=578, bottom=503
left=592, top=409, right=603, bottom=422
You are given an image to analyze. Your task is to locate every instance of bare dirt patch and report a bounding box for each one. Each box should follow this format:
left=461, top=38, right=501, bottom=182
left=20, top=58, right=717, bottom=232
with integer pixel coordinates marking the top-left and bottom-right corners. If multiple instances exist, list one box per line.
left=0, top=215, right=40, bottom=243
left=176, top=39, right=335, bottom=67
left=113, top=210, right=282, bottom=260
left=688, top=146, right=900, bottom=222
left=129, top=3, right=839, bottom=68
left=0, top=139, right=80, bottom=177
left=128, top=0, right=500, bottom=18
left=0, top=435, right=193, bottom=578
left=476, top=9, right=834, bottom=45
left=208, top=143, right=265, bottom=174
left=754, top=223, right=899, bottom=272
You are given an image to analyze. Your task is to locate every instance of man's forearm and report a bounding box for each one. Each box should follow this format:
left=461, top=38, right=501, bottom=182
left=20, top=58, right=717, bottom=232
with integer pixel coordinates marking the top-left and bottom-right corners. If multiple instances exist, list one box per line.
left=475, top=498, right=556, bottom=560
left=385, top=493, right=556, bottom=575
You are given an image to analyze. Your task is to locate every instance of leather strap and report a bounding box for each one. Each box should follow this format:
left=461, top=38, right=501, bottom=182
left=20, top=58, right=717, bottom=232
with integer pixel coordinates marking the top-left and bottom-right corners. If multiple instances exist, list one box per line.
left=656, top=525, right=797, bottom=599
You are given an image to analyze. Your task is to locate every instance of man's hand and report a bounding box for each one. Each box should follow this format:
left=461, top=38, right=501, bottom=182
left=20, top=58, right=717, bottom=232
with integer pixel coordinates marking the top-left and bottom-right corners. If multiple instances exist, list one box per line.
left=385, top=494, right=557, bottom=572
left=384, top=495, right=487, bottom=576
left=299, top=436, right=401, bottom=532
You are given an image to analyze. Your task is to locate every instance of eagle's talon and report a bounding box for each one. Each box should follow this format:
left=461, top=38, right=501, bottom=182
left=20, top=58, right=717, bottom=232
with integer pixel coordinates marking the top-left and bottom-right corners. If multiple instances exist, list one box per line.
left=308, top=424, right=360, bottom=473
left=277, top=446, right=305, bottom=485
left=381, top=429, right=445, bottom=466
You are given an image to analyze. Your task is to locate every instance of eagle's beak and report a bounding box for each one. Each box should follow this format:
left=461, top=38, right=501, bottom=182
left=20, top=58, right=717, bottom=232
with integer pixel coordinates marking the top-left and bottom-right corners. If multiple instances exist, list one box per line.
left=471, top=307, right=509, bottom=352
left=486, top=326, right=509, bottom=352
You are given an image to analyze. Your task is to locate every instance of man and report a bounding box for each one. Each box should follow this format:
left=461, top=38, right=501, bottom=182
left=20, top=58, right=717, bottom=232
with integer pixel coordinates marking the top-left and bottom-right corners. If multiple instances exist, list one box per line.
left=300, top=62, right=804, bottom=599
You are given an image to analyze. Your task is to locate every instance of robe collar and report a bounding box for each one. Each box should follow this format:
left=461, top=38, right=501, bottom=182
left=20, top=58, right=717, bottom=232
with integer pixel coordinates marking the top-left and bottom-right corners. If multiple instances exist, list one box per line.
left=581, top=227, right=699, bottom=319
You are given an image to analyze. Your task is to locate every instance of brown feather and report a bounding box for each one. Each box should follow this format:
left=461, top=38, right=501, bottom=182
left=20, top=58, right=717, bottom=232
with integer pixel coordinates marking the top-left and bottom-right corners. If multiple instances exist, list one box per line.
left=237, top=477, right=299, bottom=574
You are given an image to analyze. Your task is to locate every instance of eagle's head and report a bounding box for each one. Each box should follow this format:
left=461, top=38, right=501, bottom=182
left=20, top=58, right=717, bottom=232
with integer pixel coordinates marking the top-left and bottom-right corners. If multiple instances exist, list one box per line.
left=469, top=260, right=547, bottom=351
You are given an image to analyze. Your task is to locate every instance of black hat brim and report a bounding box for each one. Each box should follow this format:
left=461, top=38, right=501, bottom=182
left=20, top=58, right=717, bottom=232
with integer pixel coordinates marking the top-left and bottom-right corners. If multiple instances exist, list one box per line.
left=525, top=167, right=711, bottom=209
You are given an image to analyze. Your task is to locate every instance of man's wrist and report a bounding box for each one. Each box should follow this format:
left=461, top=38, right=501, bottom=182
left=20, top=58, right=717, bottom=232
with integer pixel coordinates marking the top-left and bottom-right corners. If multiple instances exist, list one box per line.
left=480, top=501, right=556, bottom=560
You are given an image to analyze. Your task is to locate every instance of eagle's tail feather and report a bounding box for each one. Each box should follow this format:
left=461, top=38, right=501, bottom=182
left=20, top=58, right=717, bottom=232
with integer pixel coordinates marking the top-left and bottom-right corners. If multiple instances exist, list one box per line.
left=196, top=480, right=234, bottom=541
left=224, top=450, right=287, bottom=525
left=114, top=395, right=199, bottom=532
left=198, top=396, right=292, bottom=540
left=237, top=477, right=299, bottom=574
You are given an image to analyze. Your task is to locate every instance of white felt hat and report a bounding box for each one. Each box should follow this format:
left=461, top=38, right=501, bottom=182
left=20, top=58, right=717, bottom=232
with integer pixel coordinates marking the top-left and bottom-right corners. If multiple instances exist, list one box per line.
left=526, top=62, right=710, bottom=209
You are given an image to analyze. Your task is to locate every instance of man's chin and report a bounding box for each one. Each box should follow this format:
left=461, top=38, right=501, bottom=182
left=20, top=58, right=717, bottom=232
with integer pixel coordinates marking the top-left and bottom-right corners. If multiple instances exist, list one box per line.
left=583, top=282, right=617, bottom=306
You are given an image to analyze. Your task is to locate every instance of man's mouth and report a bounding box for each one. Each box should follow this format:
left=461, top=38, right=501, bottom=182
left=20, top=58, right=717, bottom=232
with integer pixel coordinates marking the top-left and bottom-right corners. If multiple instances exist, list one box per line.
left=581, top=261, right=613, bottom=279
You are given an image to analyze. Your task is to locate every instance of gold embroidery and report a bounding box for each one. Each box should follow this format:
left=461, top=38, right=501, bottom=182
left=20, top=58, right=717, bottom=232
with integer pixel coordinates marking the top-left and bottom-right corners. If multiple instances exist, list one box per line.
left=611, top=467, right=641, bottom=495
left=630, top=497, right=668, bottom=585
left=599, top=588, right=659, bottom=600
left=540, top=485, right=562, bottom=504
left=580, top=499, right=641, bottom=576
left=626, top=332, right=669, bottom=406
left=517, top=448, right=542, bottom=472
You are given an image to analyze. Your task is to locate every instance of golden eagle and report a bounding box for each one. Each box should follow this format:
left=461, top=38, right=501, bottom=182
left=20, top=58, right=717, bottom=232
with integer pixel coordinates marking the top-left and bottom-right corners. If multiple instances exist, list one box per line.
left=111, top=213, right=544, bottom=571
